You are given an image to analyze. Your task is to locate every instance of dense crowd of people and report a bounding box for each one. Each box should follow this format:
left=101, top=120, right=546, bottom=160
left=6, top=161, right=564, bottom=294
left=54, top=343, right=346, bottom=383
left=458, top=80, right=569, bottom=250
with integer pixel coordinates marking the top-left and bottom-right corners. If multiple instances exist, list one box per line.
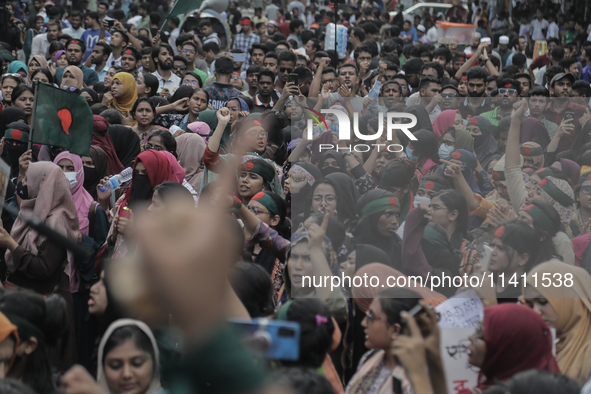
left=1, top=0, right=591, bottom=393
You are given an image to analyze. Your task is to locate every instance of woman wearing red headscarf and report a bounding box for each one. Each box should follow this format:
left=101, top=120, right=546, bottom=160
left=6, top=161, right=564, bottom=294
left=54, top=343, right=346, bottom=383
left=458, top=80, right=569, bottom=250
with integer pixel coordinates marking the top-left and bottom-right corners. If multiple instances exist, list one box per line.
left=91, top=115, right=124, bottom=175
left=102, top=150, right=176, bottom=259
left=461, top=303, right=560, bottom=393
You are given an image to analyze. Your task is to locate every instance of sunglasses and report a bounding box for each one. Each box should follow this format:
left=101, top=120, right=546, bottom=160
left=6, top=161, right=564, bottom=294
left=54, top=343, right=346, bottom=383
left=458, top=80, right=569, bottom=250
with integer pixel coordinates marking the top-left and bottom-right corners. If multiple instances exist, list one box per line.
left=182, top=49, right=196, bottom=55
left=183, top=81, right=200, bottom=86
left=173, top=65, right=187, bottom=70
left=279, top=67, right=293, bottom=73
left=441, top=93, right=457, bottom=98
left=498, top=88, right=516, bottom=95
left=62, top=86, right=78, bottom=92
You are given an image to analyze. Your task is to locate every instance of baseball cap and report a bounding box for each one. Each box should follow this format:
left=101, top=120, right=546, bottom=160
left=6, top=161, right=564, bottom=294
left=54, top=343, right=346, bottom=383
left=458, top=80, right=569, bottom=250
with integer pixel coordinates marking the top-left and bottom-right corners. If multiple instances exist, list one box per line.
left=550, top=72, right=576, bottom=87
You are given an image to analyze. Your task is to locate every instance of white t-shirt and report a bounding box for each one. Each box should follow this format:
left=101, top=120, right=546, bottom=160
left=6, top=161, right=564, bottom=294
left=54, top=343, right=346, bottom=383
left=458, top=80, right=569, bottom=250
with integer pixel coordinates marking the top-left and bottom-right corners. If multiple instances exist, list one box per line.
left=547, top=22, right=559, bottom=39
left=531, top=18, right=549, bottom=41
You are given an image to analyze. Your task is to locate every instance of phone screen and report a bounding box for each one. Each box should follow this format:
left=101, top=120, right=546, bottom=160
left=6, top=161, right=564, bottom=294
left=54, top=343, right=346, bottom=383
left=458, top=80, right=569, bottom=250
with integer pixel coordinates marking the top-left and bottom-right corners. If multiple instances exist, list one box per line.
left=233, top=53, right=246, bottom=63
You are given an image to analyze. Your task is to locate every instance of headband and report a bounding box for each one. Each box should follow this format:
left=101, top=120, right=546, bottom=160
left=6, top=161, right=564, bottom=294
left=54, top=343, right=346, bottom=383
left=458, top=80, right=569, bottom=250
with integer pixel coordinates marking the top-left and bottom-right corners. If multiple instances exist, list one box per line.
left=539, top=178, right=574, bottom=207
left=579, top=171, right=591, bottom=185
left=252, top=191, right=280, bottom=217
left=123, top=47, right=140, bottom=60
left=4, top=128, right=30, bottom=142
left=361, top=197, right=399, bottom=218
left=534, top=167, right=553, bottom=179
left=521, top=144, right=543, bottom=157
left=522, top=204, right=554, bottom=234
left=419, top=179, right=447, bottom=193
left=4, top=313, right=46, bottom=345
left=450, top=150, right=477, bottom=170
left=241, top=160, right=275, bottom=184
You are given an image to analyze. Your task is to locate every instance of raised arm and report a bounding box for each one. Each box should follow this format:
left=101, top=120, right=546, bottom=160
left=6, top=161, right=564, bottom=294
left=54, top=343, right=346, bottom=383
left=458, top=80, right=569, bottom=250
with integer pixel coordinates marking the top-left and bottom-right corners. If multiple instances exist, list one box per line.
left=505, top=99, right=528, bottom=168
left=441, top=159, right=480, bottom=211
left=207, top=108, right=231, bottom=154
left=309, top=57, right=331, bottom=98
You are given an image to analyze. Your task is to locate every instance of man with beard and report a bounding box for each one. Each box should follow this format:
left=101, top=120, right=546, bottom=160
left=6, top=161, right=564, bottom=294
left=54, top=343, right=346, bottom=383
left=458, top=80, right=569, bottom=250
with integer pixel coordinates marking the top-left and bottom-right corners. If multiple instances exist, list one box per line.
left=401, top=58, right=423, bottom=92
left=31, top=22, right=60, bottom=57
left=379, top=80, right=403, bottom=112
left=63, top=10, right=84, bottom=39
left=151, top=43, right=180, bottom=95
left=89, top=42, right=112, bottom=82
left=267, top=20, right=278, bottom=36
left=173, top=56, right=190, bottom=79
left=544, top=72, right=588, bottom=152
left=480, top=79, right=521, bottom=126
left=528, top=86, right=558, bottom=139
left=121, top=46, right=141, bottom=78
left=203, top=56, right=242, bottom=110
left=253, top=69, right=277, bottom=112
left=515, top=72, right=531, bottom=97
left=459, top=66, right=489, bottom=118
left=440, top=83, right=460, bottom=111
left=54, top=39, right=99, bottom=87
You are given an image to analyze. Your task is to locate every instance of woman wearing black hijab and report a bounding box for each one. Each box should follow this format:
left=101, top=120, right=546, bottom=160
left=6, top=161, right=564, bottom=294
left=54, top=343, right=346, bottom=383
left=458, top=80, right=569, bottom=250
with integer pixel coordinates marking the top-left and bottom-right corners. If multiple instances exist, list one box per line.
left=83, top=146, right=109, bottom=200
left=80, top=88, right=100, bottom=107
left=107, top=124, right=141, bottom=168
left=318, top=150, right=346, bottom=177
left=325, top=173, right=359, bottom=228
left=0, top=107, right=27, bottom=134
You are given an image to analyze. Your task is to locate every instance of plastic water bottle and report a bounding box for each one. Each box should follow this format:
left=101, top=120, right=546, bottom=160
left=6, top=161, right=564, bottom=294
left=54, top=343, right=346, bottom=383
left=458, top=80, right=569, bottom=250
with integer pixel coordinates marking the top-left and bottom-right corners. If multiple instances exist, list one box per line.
left=100, top=167, right=132, bottom=192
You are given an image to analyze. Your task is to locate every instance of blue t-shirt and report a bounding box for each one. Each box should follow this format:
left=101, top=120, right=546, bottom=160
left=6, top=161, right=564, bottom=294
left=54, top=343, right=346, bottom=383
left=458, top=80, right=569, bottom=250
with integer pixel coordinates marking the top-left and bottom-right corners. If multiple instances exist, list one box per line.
left=80, top=28, right=111, bottom=62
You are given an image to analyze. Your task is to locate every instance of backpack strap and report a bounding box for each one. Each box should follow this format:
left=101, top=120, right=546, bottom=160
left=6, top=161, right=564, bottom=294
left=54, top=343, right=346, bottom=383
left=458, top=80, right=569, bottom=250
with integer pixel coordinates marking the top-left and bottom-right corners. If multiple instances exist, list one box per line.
left=88, top=201, right=98, bottom=239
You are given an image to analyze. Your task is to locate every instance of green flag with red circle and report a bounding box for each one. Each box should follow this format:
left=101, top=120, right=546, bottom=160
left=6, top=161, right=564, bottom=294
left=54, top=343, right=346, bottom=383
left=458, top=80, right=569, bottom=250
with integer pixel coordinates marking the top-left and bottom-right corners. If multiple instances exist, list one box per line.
left=31, top=82, right=93, bottom=156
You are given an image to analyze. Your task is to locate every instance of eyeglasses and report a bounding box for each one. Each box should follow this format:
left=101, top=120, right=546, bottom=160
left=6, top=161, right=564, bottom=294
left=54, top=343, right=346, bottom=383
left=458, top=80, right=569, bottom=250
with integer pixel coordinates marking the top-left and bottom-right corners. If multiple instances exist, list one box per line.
left=442, top=139, right=455, bottom=146
left=182, top=49, right=196, bottom=55
left=364, top=310, right=386, bottom=324
left=247, top=206, right=270, bottom=215
left=279, top=67, right=293, bottom=73
left=145, top=143, right=163, bottom=151
left=498, top=88, right=516, bottom=95
left=429, top=204, right=448, bottom=212
left=441, top=93, right=456, bottom=98
left=183, top=81, right=200, bottom=86
left=471, top=326, right=484, bottom=345
left=247, top=130, right=268, bottom=138
left=62, top=86, right=78, bottom=92
left=227, top=106, right=240, bottom=111
left=582, top=185, right=591, bottom=195
left=173, top=65, right=187, bottom=70
left=313, top=194, right=337, bottom=204
left=231, top=75, right=241, bottom=80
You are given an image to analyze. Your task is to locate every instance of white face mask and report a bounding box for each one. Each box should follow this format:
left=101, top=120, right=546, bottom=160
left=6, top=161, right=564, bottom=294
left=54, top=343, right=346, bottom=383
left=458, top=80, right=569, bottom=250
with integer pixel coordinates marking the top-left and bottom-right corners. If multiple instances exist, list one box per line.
left=413, top=195, right=431, bottom=208
left=64, top=172, right=78, bottom=189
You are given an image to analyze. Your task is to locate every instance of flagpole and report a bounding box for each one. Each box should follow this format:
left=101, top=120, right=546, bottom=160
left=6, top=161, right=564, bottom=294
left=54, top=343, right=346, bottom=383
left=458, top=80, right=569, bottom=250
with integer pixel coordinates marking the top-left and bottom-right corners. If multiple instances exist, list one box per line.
left=160, top=0, right=181, bottom=31
left=28, top=81, right=39, bottom=152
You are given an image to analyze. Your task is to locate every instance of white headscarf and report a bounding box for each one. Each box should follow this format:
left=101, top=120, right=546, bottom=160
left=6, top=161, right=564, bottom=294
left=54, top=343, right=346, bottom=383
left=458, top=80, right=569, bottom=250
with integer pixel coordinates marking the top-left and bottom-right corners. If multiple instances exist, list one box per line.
left=97, top=319, right=163, bottom=394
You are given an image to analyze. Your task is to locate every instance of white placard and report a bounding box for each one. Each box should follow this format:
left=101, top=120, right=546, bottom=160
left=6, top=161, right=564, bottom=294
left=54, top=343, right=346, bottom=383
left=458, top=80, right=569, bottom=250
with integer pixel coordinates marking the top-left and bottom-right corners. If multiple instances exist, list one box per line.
left=440, top=327, right=479, bottom=394
left=436, top=289, right=484, bottom=328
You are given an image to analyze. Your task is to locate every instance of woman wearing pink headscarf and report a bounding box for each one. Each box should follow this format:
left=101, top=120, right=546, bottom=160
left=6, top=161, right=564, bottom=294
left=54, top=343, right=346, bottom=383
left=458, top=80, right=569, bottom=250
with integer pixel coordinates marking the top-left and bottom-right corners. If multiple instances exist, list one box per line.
left=160, top=150, right=198, bottom=202
left=54, top=151, right=110, bottom=367
left=433, top=109, right=463, bottom=138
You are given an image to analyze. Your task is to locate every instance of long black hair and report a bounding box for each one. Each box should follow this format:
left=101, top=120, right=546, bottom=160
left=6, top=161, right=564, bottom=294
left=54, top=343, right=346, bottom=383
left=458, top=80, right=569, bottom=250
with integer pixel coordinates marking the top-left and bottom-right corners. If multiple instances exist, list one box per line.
left=147, top=129, right=177, bottom=157
left=434, top=189, right=469, bottom=238
left=0, top=291, right=68, bottom=394
left=411, top=129, right=440, bottom=164
left=229, top=262, right=274, bottom=318
left=131, top=97, right=156, bottom=123
left=377, top=288, right=421, bottom=326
